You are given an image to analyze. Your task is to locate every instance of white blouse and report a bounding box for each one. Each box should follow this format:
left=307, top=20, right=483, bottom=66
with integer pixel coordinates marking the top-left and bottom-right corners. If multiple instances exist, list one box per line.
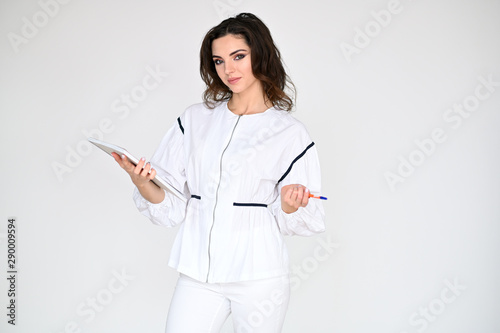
left=133, top=101, right=325, bottom=283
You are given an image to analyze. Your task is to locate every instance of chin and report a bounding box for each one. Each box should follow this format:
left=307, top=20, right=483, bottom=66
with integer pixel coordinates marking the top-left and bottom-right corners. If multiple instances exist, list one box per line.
left=228, top=87, right=244, bottom=94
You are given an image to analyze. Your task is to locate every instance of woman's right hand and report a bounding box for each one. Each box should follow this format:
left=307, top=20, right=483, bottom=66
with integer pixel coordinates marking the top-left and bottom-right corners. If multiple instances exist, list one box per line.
left=111, top=152, right=165, bottom=204
left=111, top=152, right=157, bottom=189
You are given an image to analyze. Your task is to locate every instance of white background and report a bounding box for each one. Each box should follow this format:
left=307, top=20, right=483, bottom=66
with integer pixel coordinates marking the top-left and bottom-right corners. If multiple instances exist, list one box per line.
left=1, top=0, right=499, bottom=332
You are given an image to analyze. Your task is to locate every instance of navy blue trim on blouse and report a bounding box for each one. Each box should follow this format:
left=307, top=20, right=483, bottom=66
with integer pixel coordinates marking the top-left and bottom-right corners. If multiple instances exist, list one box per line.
left=277, top=142, right=315, bottom=184
left=233, top=202, right=268, bottom=208
left=191, top=195, right=201, bottom=200
left=177, top=117, right=184, bottom=134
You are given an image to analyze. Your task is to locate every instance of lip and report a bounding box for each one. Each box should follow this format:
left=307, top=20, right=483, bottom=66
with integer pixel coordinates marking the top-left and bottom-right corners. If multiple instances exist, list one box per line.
left=227, top=77, right=241, bottom=84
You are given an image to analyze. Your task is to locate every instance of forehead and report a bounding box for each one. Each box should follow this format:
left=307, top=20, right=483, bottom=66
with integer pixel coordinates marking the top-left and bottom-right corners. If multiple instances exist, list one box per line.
left=212, top=34, right=249, bottom=55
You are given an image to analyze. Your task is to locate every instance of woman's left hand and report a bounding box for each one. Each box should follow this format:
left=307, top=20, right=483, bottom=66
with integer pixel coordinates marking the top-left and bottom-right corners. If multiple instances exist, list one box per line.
left=281, top=184, right=309, bottom=214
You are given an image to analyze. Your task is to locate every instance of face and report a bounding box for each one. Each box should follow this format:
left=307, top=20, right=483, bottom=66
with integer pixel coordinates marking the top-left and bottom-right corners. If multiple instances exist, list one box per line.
left=211, top=34, right=261, bottom=95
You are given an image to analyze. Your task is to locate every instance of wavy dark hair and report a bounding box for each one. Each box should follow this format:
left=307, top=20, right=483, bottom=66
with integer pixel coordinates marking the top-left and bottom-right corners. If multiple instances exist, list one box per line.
left=200, top=13, right=295, bottom=111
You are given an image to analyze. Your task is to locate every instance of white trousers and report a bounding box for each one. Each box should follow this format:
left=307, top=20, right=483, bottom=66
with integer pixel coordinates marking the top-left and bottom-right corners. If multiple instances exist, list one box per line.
left=165, top=274, right=290, bottom=333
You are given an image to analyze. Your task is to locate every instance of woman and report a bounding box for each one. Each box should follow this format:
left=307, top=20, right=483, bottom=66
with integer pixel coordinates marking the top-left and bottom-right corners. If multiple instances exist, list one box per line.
left=113, top=13, right=325, bottom=333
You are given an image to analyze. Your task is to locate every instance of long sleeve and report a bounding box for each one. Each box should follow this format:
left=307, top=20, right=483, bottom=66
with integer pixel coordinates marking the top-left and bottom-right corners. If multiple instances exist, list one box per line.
left=133, top=116, right=189, bottom=227
left=129, top=102, right=327, bottom=282
left=270, top=140, right=326, bottom=236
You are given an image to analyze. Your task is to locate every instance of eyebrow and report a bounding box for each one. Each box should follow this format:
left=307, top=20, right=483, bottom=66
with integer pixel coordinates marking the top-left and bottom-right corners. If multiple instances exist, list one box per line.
left=212, top=49, right=248, bottom=58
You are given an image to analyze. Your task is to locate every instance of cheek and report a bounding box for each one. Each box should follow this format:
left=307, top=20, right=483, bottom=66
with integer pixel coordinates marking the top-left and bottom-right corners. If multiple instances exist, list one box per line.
left=242, top=59, right=253, bottom=75
left=215, top=65, right=225, bottom=80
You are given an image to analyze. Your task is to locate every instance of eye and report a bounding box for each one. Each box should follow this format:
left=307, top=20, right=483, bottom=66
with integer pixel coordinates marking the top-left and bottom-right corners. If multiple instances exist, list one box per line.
left=213, top=59, right=223, bottom=65
left=234, top=54, right=246, bottom=60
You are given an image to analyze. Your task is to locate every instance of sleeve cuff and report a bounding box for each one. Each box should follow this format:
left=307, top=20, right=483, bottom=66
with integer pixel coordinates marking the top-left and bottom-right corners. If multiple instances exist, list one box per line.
left=133, top=188, right=185, bottom=227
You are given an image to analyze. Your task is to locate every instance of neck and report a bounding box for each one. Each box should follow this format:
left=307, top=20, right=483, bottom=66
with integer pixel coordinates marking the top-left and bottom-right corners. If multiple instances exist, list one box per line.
left=227, top=82, right=272, bottom=115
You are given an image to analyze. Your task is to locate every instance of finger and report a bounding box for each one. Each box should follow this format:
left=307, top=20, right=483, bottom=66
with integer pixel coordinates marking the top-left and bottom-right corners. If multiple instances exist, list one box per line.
left=283, top=186, right=293, bottom=199
left=120, top=154, right=137, bottom=172
left=112, top=152, right=124, bottom=167
left=134, top=158, right=146, bottom=175
left=296, top=187, right=304, bottom=202
left=290, top=187, right=299, bottom=203
left=140, top=162, right=152, bottom=177
left=119, top=154, right=129, bottom=168
left=149, top=168, right=157, bottom=180
left=282, top=188, right=293, bottom=208
left=281, top=184, right=291, bottom=196
left=301, top=188, right=310, bottom=207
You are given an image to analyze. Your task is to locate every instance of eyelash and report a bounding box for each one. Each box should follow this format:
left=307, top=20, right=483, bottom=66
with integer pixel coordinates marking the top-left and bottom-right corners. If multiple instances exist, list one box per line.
left=214, top=54, right=246, bottom=65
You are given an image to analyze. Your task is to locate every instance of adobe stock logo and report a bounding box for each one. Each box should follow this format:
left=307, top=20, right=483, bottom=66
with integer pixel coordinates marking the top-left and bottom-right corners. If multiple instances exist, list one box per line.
left=384, top=74, right=499, bottom=192
left=55, top=268, right=135, bottom=333
left=7, top=0, right=73, bottom=53
left=51, top=65, right=169, bottom=182
left=399, top=277, right=466, bottom=333
left=289, top=235, right=339, bottom=291
left=235, top=235, right=339, bottom=333
left=340, top=0, right=403, bottom=63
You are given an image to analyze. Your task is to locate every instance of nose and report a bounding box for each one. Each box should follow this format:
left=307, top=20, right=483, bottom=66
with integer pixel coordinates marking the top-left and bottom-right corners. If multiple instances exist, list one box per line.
left=224, top=61, right=235, bottom=75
